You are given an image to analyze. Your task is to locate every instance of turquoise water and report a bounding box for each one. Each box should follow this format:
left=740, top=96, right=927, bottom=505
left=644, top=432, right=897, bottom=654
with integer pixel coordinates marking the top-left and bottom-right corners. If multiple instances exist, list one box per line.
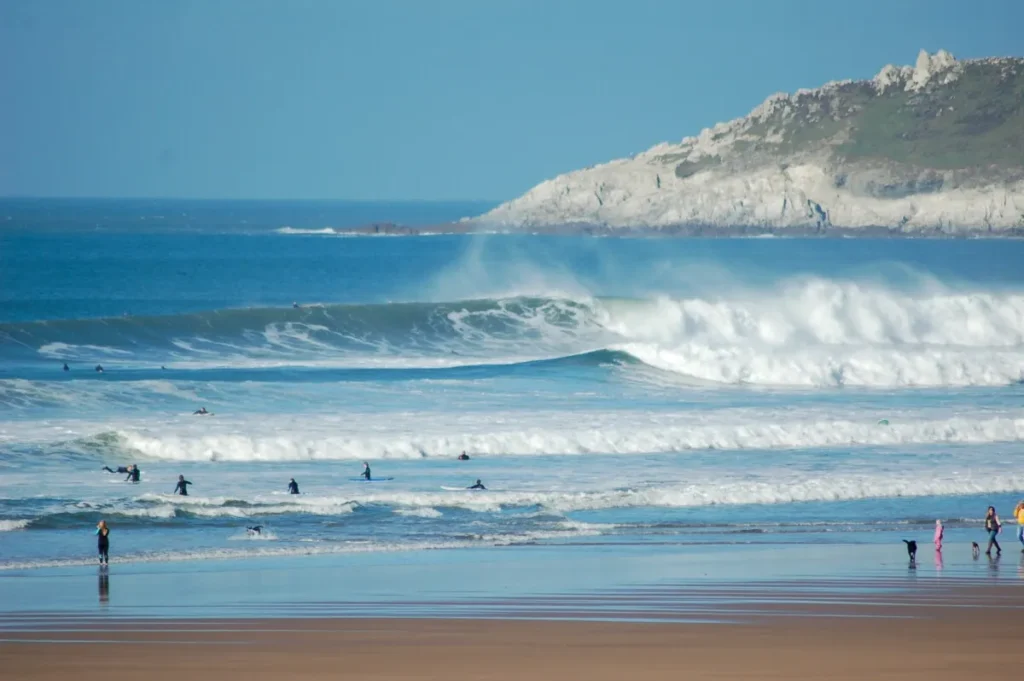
left=2, top=199, right=1024, bottom=571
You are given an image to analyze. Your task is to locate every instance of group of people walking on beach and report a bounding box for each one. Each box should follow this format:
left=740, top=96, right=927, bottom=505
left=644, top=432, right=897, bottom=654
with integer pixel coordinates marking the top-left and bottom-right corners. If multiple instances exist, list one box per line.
left=980, top=503, right=1024, bottom=556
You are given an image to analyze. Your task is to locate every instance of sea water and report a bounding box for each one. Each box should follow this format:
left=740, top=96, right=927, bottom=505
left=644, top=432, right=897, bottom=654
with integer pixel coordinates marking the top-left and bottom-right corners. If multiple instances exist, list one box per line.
left=2, top=199, right=1023, bottom=571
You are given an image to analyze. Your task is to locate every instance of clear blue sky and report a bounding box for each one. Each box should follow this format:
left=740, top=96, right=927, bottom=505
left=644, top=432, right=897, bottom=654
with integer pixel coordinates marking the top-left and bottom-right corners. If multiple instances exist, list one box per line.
left=1, top=0, right=1022, bottom=201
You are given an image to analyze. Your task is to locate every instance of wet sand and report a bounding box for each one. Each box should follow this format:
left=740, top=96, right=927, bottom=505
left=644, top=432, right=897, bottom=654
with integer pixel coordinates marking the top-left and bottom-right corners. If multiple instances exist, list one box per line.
left=3, top=581, right=1021, bottom=680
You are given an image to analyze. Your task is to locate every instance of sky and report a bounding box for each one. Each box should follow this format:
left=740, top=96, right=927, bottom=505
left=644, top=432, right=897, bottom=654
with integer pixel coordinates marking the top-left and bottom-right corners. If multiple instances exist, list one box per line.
left=1, top=0, right=1022, bottom=201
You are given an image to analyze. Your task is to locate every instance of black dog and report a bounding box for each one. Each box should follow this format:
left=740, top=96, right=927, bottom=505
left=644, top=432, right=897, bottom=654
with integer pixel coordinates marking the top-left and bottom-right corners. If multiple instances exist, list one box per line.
left=971, top=542, right=980, bottom=559
left=246, top=525, right=263, bottom=536
left=902, top=539, right=917, bottom=561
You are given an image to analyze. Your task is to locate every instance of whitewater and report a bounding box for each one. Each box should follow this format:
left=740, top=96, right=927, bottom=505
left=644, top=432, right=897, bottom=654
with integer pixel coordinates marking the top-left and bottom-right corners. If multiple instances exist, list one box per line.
left=2, top=202, right=1023, bottom=569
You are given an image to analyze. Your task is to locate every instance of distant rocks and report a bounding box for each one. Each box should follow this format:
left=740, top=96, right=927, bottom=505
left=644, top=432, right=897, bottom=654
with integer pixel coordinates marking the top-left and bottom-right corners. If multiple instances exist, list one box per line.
left=469, top=50, right=1024, bottom=236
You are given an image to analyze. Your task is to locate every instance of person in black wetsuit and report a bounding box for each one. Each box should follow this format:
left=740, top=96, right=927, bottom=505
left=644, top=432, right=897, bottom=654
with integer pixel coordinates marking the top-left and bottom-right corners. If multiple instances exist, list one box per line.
left=103, top=465, right=130, bottom=474
left=288, top=478, right=299, bottom=494
left=457, top=452, right=470, bottom=461
left=173, top=475, right=192, bottom=496
left=127, top=465, right=140, bottom=483
left=95, top=520, right=110, bottom=565
left=193, top=407, right=209, bottom=415
left=95, top=365, right=104, bottom=373
left=63, top=363, right=69, bottom=371
left=468, top=479, right=486, bottom=490
left=361, top=462, right=371, bottom=481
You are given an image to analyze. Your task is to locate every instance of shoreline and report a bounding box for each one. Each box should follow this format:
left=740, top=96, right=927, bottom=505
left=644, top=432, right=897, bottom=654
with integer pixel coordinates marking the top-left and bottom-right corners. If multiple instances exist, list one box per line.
left=3, top=580, right=1021, bottom=680
left=315, top=221, right=1024, bottom=239
left=2, top=542, right=1021, bottom=621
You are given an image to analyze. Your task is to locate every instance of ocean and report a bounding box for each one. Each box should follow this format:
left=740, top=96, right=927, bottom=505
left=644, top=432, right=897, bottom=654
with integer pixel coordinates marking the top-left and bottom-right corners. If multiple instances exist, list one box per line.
left=2, top=199, right=1023, bottom=573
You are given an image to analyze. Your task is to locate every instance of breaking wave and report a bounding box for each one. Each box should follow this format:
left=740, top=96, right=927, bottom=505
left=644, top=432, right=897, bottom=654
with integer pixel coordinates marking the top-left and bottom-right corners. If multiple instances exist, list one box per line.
left=1, top=278, right=1022, bottom=387
left=61, top=412, right=1024, bottom=461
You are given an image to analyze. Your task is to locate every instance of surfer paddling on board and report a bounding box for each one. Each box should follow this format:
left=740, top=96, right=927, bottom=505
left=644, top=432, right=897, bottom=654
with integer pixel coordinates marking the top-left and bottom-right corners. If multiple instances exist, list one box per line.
left=361, top=462, right=372, bottom=481
left=193, top=407, right=210, bottom=415
left=457, top=452, right=470, bottom=460
left=468, top=479, right=486, bottom=490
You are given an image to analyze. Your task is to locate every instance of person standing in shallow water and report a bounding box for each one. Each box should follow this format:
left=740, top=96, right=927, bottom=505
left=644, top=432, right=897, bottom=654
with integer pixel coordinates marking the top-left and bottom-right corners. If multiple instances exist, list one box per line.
left=174, top=475, right=192, bottom=496
left=288, top=478, right=299, bottom=494
left=95, top=520, right=110, bottom=565
left=984, top=506, right=1002, bottom=556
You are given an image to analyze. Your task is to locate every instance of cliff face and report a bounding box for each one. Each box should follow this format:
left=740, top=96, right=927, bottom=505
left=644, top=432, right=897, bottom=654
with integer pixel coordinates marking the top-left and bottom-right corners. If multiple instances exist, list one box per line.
left=477, top=50, right=1024, bottom=234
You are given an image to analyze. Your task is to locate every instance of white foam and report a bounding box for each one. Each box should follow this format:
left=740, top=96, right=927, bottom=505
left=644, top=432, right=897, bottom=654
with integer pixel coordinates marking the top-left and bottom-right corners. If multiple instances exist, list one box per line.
left=0, top=519, right=30, bottom=532
left=38, top=343, right=134, bottom=360
left=0, top=526, right=600, bottom=571
left=394, top=507, right=443, bottom=518
left=598, top=281, right=1024, bottom=387
left=228, top=530, right=279, bottom=541
left=133, top=493, right=358, bottom=517
left=275, top=227, right=340, bottom=235
left=105, top=410, right=1024, bottom=461
left=348, top=472, right=1024, bottom=514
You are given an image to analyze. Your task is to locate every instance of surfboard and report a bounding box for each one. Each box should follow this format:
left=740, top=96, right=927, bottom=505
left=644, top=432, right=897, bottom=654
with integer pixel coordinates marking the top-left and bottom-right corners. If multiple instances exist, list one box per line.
left=348, top=477, right=394, bottom=482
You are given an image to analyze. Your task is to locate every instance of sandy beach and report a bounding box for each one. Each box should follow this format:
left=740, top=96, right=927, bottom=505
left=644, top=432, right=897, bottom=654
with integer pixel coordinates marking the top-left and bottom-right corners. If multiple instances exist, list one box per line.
left=3, top=578, right=1021, bottom=681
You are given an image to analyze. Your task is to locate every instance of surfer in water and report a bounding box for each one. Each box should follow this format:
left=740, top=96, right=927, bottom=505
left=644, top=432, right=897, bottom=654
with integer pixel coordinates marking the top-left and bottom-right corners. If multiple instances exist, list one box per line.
left=361, top=462, right=372, bottom=481
left=103, top=464, right=140, bottom=481
left=468, top=479, right=486, bottom=490
left=95, top=520, right=110, bottom=566
left=457, top=452, right=470, bottom=460
left=193, top=407, right=210, bottom=415
left=95, top=365, right=104, bottom=373
left=288, top=478, right=299, bottom=494
left=63, top=363, right=69, bottom=371
left=173, top=475, right=193, bottom=496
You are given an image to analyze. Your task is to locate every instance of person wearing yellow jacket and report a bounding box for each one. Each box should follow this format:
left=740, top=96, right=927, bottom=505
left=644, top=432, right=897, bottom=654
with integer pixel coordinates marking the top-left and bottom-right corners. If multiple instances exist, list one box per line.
left=1015, top=500, right=1024, bottom=552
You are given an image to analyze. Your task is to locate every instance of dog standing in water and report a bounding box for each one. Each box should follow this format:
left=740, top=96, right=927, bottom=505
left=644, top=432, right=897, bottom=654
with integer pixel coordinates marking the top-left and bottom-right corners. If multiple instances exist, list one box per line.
left=902, top=539, right=918, bottom=565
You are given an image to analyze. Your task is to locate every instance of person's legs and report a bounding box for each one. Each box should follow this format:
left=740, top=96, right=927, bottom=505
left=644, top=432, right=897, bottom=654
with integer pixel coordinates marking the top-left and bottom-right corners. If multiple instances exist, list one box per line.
left=1017, top=524, right=1023, bottom=549
left=987, top=530, right=1001, bottom=554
